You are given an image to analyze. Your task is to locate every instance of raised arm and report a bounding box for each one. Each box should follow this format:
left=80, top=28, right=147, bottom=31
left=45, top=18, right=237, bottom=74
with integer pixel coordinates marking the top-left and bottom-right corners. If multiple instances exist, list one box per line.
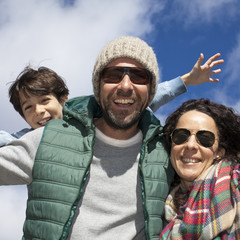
left=149, top=53, right=224, bottom=112
left=149, top=77, right=187, bottom=112
left=182, top=53, right=224, bottom=86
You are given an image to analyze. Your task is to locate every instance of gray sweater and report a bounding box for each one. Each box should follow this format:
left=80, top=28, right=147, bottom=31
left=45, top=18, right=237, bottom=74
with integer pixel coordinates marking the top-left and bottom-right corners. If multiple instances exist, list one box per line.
left=0, top=127, right=44, bottom=185
left=0, top=127, right=147, bottom=239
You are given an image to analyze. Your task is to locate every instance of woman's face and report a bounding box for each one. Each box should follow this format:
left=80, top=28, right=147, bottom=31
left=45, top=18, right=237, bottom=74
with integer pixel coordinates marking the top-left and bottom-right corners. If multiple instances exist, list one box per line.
left=170, top=110, right=224, bottom=189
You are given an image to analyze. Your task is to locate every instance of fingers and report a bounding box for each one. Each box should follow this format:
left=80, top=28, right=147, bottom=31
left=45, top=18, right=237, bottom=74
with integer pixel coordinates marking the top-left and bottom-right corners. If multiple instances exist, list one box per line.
left=196, top=53, right=204, bottom=68
left=208, top=53, right=221, bottom=62
left=205, top=53, right=224, bottom=66
left=210, top=69, right=222, bottom=75
left=209, top=77, right=219, bottom=83
left=210, top=59, right=224, bottom=68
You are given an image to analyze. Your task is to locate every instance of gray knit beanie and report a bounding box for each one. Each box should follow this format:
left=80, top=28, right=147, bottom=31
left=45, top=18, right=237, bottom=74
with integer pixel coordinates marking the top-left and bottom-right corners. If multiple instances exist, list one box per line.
left=92, top=36, right=159, bottom=105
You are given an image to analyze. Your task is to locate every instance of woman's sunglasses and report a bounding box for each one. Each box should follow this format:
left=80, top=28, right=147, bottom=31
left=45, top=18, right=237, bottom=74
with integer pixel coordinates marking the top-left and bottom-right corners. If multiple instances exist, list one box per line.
left=171, top=128, right=216, bottom=148
left=100, top=66, right=152, bottom=85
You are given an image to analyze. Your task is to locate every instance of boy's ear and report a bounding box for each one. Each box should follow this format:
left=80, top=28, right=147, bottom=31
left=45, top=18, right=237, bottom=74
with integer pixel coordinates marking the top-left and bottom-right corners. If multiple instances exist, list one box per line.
left=60, top=95, right=68, bottom=105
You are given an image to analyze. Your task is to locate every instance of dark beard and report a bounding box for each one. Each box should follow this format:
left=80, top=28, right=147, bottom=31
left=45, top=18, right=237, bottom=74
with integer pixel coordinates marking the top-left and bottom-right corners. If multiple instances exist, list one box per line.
left=99, top=88, right=148, bottom=130
left=102, top=108, right=142, bottom=130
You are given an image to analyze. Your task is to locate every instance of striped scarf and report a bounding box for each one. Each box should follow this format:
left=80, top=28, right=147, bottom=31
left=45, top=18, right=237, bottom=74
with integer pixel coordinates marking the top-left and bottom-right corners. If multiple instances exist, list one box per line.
left=159, top=159, right=240, bottom=240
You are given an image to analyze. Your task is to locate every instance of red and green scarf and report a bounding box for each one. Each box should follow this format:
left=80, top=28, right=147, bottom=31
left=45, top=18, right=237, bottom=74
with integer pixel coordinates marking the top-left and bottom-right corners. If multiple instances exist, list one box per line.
left=160, top=159, right=240, bottom=240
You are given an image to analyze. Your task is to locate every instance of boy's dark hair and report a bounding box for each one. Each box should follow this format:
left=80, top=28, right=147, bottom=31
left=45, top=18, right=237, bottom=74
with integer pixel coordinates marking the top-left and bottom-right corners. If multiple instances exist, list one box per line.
left=9, top=66, right=69, bottom=117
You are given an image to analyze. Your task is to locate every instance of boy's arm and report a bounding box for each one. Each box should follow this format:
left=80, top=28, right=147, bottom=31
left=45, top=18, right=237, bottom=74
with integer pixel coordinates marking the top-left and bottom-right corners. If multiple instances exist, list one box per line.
left=181, top=53, right=224, bottom=86
left=149, top=53, right=224, bottom=112
left=0, top=127, right=43, bottom=185
left=0, top=131, right=16, bottom=147
left=11, top=128, right=32, bottom=139
left=149, top=77, right=186, bottom=112
left=0, top=128, right=32, bottom=147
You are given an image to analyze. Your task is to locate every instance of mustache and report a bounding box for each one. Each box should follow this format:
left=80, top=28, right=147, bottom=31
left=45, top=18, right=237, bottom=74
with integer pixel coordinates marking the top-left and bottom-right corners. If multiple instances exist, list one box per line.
left=116, top=89, right=134, bottom=98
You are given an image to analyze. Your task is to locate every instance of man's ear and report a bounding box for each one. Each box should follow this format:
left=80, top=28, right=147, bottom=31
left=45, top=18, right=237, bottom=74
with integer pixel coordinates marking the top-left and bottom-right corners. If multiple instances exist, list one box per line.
left=60, top=95, right=68, bottom=105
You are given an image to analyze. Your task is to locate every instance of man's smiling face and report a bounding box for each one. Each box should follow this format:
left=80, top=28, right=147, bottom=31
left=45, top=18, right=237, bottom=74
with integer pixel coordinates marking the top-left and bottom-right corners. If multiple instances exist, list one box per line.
left=99, top=57, right=150, bottom=130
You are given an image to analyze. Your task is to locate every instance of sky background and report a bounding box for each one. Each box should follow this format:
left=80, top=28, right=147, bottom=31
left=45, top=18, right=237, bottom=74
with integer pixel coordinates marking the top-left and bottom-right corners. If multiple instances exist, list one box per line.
left=0, top=0, right=240, bottom=239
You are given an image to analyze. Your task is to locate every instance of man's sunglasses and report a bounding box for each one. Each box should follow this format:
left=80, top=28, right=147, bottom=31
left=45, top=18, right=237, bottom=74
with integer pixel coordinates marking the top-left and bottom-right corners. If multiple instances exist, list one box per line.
left=101, top=66, right=152, bottom=85
left=171, top=128, right=216, bottom=148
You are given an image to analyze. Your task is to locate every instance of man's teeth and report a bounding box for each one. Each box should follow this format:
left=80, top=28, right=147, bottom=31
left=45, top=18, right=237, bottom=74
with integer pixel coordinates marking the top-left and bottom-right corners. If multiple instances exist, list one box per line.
left=38, top=118, right=51, bottom=125
left=114, top=99, right=134, bottom=104
left=182, top=158, right=199, bottom=163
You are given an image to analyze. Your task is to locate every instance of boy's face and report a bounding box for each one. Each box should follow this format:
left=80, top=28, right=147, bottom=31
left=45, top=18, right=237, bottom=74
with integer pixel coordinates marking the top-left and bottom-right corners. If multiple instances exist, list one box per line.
left=19, top=90, right=67, bottom=129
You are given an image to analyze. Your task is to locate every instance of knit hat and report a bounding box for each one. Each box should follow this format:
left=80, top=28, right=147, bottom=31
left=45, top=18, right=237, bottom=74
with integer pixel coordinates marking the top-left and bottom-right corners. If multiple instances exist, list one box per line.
left=92, top=36, right=159, bottom=105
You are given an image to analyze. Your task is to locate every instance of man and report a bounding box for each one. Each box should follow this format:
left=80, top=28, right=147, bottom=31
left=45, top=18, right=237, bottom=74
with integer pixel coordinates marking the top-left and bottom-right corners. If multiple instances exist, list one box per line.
left=32, top=36, right=171, bottom=240
left=0, top=36, right=223, bottom=240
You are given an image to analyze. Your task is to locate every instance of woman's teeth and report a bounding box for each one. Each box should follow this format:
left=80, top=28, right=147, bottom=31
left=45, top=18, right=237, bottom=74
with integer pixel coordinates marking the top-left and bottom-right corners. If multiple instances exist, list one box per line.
left=182, top=158, right=199, bottom=163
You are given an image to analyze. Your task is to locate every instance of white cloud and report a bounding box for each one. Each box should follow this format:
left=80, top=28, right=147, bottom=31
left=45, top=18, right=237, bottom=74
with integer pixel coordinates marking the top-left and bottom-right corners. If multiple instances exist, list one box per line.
left=0, top=0, right=165, bottom=133
left=0, top=186, right=27, bottom=240
left=224, top=34, right=240, bottom=84
left=210, top=33, right=240, bottom=109
left=234, top=100, right=240, bottom=114
left=0, top=0, right=165, bottom=239
left=168, top=0, right=240, bottom=27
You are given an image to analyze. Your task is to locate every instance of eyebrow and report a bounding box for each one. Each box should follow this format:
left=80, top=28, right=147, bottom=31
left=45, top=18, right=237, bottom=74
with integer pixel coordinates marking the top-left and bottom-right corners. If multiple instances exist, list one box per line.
left=21, top=100, right=29, bottom=109
left=21, top=94, right=52, bottom=109
left=20, top=96, right=32, bottom=109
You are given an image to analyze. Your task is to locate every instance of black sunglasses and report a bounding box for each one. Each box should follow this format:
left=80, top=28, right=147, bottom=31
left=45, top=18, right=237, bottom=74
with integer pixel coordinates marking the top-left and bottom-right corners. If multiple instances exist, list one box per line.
left=171, top=128, right=216, bottom=148
left=101, top=66, right=152, bottom=85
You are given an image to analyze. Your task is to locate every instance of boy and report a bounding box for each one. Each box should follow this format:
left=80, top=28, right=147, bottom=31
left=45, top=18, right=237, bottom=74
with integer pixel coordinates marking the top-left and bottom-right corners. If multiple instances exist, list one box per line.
left=0, top=66, right=69, bottom=146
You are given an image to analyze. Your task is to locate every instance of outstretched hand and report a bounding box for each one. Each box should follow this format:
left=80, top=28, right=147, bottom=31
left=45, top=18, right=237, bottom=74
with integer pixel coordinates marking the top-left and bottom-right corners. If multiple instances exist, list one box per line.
left=182, top=53, right=224, bottom=86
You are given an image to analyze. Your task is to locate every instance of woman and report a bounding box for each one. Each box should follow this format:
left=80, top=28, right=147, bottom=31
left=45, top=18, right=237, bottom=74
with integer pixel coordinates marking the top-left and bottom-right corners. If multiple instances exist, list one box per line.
left=159, top=98, right=240, bottom=240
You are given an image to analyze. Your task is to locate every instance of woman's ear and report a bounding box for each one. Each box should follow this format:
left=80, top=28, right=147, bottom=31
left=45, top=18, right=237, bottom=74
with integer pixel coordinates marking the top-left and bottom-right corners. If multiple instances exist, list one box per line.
left=217, top=148, right=226, bottom=159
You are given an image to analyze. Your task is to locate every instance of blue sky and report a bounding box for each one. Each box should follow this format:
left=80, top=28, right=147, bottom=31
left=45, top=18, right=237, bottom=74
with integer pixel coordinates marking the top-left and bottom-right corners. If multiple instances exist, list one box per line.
left=0, top=0, right=240, bottom=239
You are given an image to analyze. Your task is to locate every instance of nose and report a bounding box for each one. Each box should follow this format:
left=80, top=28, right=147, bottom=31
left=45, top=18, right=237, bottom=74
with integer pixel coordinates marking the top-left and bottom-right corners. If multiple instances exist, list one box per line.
left=35, top=104, right=45, bottom=115
left=118, top=74, right=133, bottom=91
left=184, top=135, right=198, bottom=150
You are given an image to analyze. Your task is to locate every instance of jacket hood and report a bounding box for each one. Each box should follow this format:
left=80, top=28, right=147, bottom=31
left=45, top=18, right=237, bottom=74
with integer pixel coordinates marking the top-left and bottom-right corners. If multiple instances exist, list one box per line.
left=63, top=95, right=102, bottom=128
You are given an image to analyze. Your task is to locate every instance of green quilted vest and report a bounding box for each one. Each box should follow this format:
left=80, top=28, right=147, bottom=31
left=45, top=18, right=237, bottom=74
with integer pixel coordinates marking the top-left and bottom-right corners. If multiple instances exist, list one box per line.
left=22, top=95, right=174, bottom=240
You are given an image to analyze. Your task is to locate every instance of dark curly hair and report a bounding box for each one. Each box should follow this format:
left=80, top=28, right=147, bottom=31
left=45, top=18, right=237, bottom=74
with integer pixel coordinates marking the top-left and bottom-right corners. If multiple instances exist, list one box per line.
left=163, top=98, right=240, bottom=209
left=9, top=66, right=69, bottom=117
left=163, top=98, right=240, bottom=163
